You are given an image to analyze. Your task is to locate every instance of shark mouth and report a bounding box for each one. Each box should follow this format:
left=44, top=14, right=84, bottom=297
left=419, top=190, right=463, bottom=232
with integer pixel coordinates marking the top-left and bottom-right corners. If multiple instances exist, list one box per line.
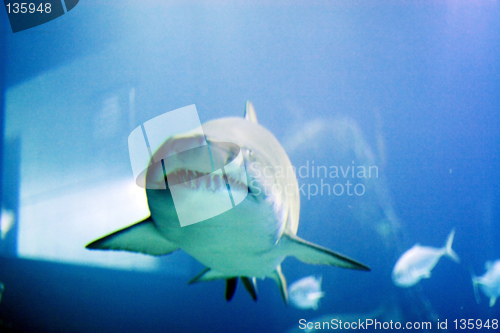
left=162, top=142, right=252, bottom=227
left=141, top=140, right=250, bottom=192
left=140, top=141, right=253, bottom=227
left=154, top=140, right=251, bottom=196
left=165, top=168, right=249, bottom=193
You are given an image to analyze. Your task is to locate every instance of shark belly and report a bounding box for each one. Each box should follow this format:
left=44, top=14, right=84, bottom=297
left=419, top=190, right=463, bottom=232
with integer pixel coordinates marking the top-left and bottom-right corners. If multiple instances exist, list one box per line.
left=147, top=187, right=285, bottom=277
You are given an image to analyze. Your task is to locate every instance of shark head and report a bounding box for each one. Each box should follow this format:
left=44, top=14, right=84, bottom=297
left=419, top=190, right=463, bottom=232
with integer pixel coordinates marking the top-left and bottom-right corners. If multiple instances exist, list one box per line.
left=143, top=116, right=296, bottom=232
left=86, top=101, right=370, bottom=304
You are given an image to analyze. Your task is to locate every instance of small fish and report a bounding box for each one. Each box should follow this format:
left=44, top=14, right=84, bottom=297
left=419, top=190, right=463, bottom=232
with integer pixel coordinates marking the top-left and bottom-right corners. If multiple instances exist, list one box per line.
left=392, top=229, right=460, bottom=287
left=472, top=260, right=500, bottom=307
left=288, top=276, right=324, bottom=310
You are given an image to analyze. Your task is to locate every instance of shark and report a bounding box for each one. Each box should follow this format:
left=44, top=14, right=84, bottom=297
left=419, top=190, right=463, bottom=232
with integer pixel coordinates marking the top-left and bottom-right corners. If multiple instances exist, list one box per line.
left=86, top=101, right=370, bottom=303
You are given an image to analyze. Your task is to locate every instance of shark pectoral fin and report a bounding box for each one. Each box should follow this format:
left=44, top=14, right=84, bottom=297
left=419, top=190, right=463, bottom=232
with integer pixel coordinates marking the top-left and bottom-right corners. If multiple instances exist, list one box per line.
left=226, top=278, right=238, bottom=301
left=244, top=100, right=258, bottom=123
left=241, top=277, right=258, bottom=301
left=270, top=265, right=288, bottom=305
left=85, top=217, right=179, bottom=256
left=281, top=233, right=370, bottom=271
left=490, top=297, right=497, bottom=307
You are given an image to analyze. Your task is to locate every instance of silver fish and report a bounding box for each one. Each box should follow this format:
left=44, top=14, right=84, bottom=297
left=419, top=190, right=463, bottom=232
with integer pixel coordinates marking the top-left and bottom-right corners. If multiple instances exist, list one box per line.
left=392, top=229, right=459, bottom=287
left=288, top=275, right=324, bottom=310
left=472, top=260, right=500, bottom=307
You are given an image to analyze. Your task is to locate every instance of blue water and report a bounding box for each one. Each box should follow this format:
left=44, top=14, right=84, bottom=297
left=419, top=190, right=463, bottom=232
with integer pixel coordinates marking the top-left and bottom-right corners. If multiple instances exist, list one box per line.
left=1, top=1, right=499, bottom=332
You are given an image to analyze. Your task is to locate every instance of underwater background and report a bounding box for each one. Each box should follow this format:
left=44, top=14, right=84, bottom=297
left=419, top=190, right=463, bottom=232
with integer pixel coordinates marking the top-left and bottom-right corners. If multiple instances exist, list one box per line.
left=0, top=1, right=499, bottom=332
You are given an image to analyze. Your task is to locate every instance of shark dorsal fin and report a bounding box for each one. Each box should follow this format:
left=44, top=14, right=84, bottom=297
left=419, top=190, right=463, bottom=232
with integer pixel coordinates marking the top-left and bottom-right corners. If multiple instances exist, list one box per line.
left=244, top=100, right=258, bottom=123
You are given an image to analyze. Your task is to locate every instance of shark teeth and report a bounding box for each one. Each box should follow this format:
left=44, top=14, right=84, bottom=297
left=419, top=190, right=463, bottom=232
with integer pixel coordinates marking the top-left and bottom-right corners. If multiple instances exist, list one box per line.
left=167, top=169, right=247, bottom=193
